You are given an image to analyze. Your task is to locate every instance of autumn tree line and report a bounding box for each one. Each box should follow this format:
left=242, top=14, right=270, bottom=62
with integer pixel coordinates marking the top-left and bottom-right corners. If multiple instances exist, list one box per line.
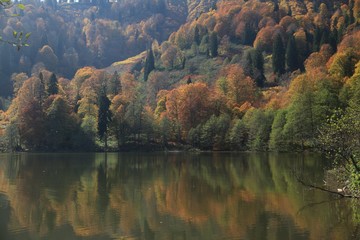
left=0, top=0, right=360, bottom=169
left=0, top=0, right=196, bottom=96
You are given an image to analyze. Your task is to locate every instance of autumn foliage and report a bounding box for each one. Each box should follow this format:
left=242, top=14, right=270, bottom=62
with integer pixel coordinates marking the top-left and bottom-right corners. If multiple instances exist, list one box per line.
left=0, top=0, right=359, bottom=152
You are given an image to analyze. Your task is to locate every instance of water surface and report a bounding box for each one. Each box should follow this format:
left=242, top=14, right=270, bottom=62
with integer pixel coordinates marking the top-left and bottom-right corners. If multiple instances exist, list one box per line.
left=0, top=152, right=359, bottom=240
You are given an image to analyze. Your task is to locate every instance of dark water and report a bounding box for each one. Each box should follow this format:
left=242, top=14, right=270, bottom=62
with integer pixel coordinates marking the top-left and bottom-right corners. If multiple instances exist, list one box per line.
left=0, top=152, right=359, bottom=240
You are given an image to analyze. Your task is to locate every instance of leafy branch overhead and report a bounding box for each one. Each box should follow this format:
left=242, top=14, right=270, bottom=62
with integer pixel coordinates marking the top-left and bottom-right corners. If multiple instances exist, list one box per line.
left=0, top=1, right=30, bottom=50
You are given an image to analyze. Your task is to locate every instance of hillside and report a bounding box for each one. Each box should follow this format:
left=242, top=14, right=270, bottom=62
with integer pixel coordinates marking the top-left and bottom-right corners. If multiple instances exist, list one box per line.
left=0, top=0, right=220, bottom=96
left=1, top=0, right=360, bottom=159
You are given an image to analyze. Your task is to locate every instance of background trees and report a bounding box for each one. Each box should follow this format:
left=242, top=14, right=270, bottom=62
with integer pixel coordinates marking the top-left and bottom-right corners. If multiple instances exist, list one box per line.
left=0, top=0, right=359, bottom=154
left=272, top=34, right=285, bottom=75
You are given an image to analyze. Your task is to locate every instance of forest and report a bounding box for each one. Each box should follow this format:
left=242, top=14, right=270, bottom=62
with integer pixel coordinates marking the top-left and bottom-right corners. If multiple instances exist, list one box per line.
left=0, top=0, right=359, bottom=185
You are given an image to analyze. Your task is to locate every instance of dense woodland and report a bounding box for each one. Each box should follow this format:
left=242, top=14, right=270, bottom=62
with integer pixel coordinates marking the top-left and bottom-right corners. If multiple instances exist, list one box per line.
left=0, top=0, right=360, bottom=182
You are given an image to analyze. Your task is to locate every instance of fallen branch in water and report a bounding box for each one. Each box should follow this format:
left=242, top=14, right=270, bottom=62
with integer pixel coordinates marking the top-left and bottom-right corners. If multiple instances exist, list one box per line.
left=296, top=176, right=360, bottom=199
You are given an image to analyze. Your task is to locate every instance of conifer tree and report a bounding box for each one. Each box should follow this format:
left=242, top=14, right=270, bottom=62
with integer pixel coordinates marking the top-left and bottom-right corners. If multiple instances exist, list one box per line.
left=109, top=71, right=121, bottom=96
left=194, top=25, right=201, bottom=45
left=313, top=27, right=321, bottom=52
left=243, top=22, right=256, bottom=45
left=253, top=48, right=264, bottom=75
left=349, top=0, right=355, bottom=25
left=320, top=29, right=329, bottom=46
left=187, top=76, right=192, bottom=84
left=272, top=34, right=285, bottom=75
left=244, top=51, right=254, bottom=77
left=144, top=47, right=155, bottom=81
left=209, top=32, right=218, bottom=57
left=37, top=72, right=46, bottom=103
left=286, top=35, right=299, bottom=72
left=48, top=73, right=58, bottom=95
left=98, top=87, right=112, bottom=150
left=252, top=49, right=265, bottom=87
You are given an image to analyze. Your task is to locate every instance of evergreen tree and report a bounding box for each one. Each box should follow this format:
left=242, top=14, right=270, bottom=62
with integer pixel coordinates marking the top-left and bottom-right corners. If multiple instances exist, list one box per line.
left=329, top=28, right=338, bottom=52
left=194, top=25, right=201, bottom=45
left=349, top=0, right=355, bottom=25
left=48, top=73, right=58, bottom=95
left=243, top=22, right=256, bottom=45
left=244, top=51, right=254, bottom=77
left=209, top=31, right=218, bottom=58
left=252, top=48, right=265, bottom=87
left=37, top=72, right=46, bottom=103
left=211, top=1, right=217, bottom=10
left=98, top=88, right=112, bottom=150
left=273, top=0, right=279, bottom=12
left=272, top=34, right=285, bottom=75
left=252, top=48, right=264, bottom=75
left=313, top=27, right=321, bottom=52
left=144, top=47, right=155, bottom=81
left=286, top=35, right=299, bottom=72
left=187, top=76, right=192, bottom=84
left=182, top=57, right=186, bottom=69
left=109, top=71, right=121, bottom=96
left=320, top=29, right=330, bottom=46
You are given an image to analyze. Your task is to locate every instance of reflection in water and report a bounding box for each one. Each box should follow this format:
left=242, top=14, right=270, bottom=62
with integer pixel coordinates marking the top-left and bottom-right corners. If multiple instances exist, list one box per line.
left=0, top=152, right=358, bottom=240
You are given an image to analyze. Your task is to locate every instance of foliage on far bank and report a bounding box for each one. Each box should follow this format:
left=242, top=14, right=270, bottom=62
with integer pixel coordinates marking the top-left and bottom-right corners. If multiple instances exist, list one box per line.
left=0, top=1, right=360, bottom=192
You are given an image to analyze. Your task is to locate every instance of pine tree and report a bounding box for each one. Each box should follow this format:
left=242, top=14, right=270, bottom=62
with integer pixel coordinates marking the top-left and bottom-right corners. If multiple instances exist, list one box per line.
left=209, top=32, right=218, bottom=58
left=194, top=25, right=201, bottom=45
left=329, top=28, right=338, bottom=52
left=144, top=47, right=155, bottom=81
left=349, top=0, right=355, bottom=25
left=98, top=88, right=112, bottom=150
left=252, top=48, right=264, bottom=75
left=48, top=73, right=58, bottom=95
left=187, top=76, right=192, bottom=84
left=243, top=22, right=256, bottom=45
left=272, top=34, right=285, bottom=75
left=109, top=71, right=121, bottom=96
left=37, top=72, right=46, bottom=103
left=320, top=29, right=329, bottom=46
left=244, top=51, right=254, bottom=77
left=313, top=27, right=321, bottom=52
left=286, top=35, right=299, bottom=72
left=252, top=49, right=265, bottom=87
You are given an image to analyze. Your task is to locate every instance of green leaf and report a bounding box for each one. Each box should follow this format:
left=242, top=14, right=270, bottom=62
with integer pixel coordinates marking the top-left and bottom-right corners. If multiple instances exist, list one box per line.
left=11, top=14, right=20, bottom=17
left=17, top=4, right=25, bottom=10
left=13, top=31, right=17, bottom=38
left=25, top=32, right=31, bottom=39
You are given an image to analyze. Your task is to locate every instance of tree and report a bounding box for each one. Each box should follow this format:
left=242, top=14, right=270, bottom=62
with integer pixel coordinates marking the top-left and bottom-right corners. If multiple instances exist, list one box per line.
left=269, top=109, right=288, bottom=151
left=108, top=71, right=121, bottom=96
left=243, top=109, right=274, bottom=151
left=18, top=99, right=45, bottom=150
left=187, top=76, right=192, bottom=84
left=200, top=114, right=230, bottom=150
left=286, top=35, right=299, bottom=72
left=251, top=48, right=265, bottom=87
left=48, top=73, right=58, bottom=95
left=44, top=95, right=77, bottom=150
left=194, top=25, right=201, bottom=45
left=98, top=89, right=112, bottom=150
left=144, top=47, right=155, bottom=81
left=319, top=108, right=360, bottom=182
left=229, top=119, right=248, bottom=150
left=217, top=65, right=257, bottom=109
left=209, top=32, right=218, bottom=58
left=165, top=82, right=213, bottom=138
left=243, top=22, right=257, bottom=45
left=272, top=34, right=285, bottom=75
left=329, top=49, right=359, bottom=79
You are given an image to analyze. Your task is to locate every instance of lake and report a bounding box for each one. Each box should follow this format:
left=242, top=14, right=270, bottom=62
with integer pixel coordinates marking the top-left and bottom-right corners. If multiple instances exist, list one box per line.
left=0, top=152, right=359, bottom=240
